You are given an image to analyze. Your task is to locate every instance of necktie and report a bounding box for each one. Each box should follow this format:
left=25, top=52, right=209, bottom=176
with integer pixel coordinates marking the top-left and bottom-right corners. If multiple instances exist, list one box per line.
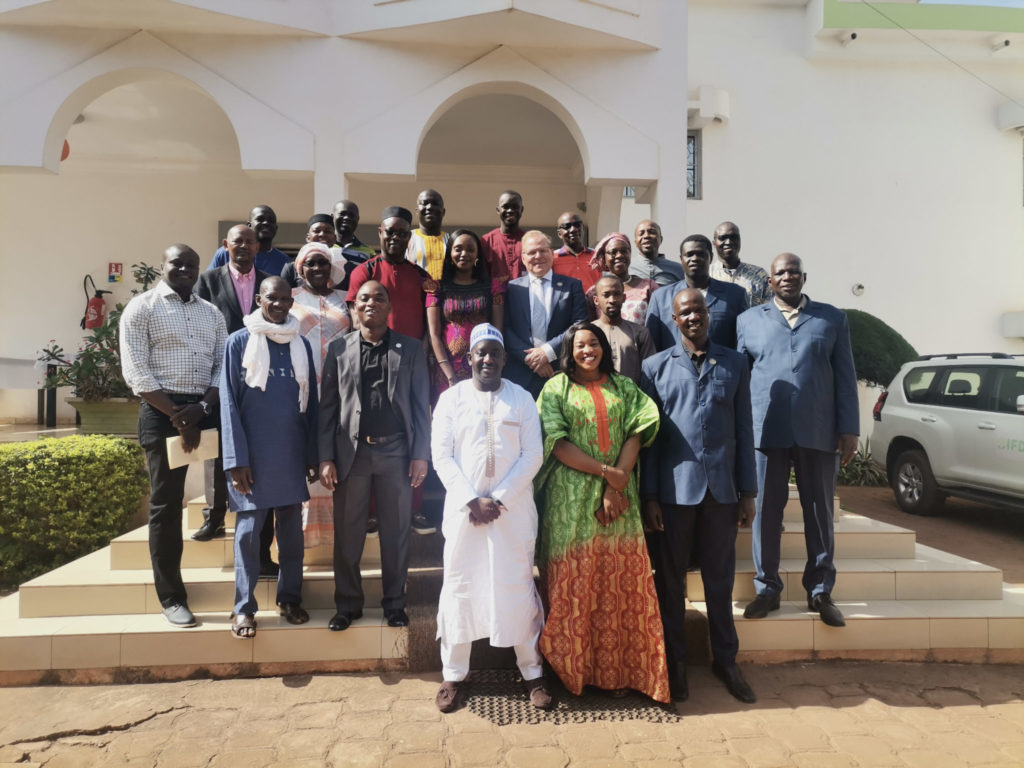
left=530, top=276, right=548, bottom=347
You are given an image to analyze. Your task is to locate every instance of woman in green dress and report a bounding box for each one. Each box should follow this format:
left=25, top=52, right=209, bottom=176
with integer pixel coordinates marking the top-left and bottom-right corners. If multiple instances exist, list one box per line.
left=535, top=322, right=670, bottom=703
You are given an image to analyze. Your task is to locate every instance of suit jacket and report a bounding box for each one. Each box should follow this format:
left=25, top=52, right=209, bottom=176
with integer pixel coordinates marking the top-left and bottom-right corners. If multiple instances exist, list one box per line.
left=736, top=297, right=859, bottom=453
left=645, top=277, right=748, bottom=352
left=503, top=271, right=588, bottom=396
left=640, top=342, right=756, bottom=506
left=317, top=329, right=430, bottom=482
left=195, top=266, right=270, bottom=334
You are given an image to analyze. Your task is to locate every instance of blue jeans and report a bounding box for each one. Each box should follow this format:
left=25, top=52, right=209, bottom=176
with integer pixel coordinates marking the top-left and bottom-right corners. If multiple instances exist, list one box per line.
left=233, top=503, right=304, bottom=615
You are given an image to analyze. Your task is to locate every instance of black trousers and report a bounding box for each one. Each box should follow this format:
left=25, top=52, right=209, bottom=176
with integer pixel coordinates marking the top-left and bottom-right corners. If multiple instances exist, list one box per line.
left=138, top=396, right=219, bottom=608
left=333, top=439, right=411, bottom=613
left=655, top=491, right=740, bottom=668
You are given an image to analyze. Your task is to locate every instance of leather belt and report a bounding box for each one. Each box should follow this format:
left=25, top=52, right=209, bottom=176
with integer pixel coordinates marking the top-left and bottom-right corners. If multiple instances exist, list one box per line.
left=363, top=432, right=405, bottom=445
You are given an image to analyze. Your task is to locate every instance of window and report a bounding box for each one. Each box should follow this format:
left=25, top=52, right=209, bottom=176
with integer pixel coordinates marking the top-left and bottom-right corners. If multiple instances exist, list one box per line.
left=936, top=367, right=987, bottom=410
left=623, top=186, right=635, bottom=198
left=903, top=368, right=937, bottom=403
left=687, top=130, right=701, bottom=200
left=990, top=367, right=1024, bottom=415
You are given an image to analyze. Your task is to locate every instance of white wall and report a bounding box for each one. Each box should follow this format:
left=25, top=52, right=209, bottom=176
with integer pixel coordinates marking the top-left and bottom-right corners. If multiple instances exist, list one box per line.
left=686, top=4, right=1024, bottom=356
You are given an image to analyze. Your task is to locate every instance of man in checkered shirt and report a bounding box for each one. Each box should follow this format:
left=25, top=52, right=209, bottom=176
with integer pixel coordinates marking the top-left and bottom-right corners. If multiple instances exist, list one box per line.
left=120, top=244, right=228, bottom=628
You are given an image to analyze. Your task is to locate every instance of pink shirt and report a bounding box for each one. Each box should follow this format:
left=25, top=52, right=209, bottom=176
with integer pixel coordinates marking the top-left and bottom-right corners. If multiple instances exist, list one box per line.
left=228, top=263, right=256, bottom=316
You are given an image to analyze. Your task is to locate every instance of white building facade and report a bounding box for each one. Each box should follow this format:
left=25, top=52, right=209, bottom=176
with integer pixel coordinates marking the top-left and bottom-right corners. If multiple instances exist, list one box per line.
left=1, top=0, right=1022, bottom=421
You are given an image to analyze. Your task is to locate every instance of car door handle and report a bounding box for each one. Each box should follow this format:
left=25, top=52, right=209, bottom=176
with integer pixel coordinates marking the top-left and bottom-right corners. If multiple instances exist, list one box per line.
left=977, top=422, right=997, bottom=430
left=920, top=415, right=937, bottom=423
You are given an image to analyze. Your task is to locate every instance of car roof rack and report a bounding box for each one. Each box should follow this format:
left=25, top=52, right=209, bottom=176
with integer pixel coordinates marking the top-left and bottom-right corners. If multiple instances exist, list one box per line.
left=915, top=352, right=1014, bottom=360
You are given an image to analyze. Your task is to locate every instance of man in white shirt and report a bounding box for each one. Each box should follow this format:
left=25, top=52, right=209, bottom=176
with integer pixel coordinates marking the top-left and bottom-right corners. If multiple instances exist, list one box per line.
left=119, top=244, right=227, bottom=628
left=431, top=323, right=552, bottom=713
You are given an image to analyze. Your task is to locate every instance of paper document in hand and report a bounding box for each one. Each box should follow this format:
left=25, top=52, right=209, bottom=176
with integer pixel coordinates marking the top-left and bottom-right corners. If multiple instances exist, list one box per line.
left=166, top=429, right=219, bottom=469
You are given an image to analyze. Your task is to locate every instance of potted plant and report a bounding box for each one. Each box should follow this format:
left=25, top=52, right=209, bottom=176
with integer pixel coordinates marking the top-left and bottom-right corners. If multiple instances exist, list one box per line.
left=36, top=262, right=161, bottom=434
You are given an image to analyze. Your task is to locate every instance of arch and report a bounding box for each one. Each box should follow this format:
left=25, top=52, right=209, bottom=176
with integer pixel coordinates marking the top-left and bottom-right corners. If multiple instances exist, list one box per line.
left=0, top=31, right=313, bottom=173
left=344, top=46, right=658, bottom=185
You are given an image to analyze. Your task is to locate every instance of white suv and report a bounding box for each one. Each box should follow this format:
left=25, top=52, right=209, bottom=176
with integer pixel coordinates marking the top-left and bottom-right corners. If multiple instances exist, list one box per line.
left=871, top=353, right=1024, bottom=515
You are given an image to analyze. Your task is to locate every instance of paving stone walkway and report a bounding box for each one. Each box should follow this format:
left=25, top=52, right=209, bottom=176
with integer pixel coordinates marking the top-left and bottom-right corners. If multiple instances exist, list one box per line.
left=1, top=662, right=1022, bottom=767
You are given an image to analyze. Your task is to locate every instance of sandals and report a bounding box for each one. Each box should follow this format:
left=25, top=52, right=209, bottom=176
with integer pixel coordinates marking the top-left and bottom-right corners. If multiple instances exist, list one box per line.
left=231, top=612, right=257, bottom=639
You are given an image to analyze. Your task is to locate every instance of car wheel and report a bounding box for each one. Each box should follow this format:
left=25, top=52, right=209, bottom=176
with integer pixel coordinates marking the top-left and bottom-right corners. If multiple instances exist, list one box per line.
left=891, top=449, right=945, bottom=516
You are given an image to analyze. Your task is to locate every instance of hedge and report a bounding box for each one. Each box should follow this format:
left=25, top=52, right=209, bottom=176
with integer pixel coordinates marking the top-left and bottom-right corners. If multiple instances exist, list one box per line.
left=843, top=309, right=918, bottom=388
left=0, top=435, right=148, bottom=589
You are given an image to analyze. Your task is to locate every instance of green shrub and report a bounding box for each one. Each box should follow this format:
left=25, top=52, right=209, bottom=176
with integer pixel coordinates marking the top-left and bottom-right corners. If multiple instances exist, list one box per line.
left=837, top=440, right=888, bottom=487
left=843, top=309, right=918, bottom=387
left=0, top=435, right=148, bottom=589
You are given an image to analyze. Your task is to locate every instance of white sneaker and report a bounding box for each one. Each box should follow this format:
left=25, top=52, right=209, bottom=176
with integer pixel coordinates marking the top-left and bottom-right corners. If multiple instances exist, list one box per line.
left=162, top=603, right=198, bottom=628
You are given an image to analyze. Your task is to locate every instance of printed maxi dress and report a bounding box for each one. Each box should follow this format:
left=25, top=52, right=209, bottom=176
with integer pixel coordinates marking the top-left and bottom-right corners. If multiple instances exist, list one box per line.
left=535, top=372, right=670, bottom=703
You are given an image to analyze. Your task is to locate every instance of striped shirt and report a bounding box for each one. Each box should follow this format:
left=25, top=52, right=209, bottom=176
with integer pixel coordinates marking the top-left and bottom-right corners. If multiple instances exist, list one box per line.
left=119, top=280, right=227, bottom=395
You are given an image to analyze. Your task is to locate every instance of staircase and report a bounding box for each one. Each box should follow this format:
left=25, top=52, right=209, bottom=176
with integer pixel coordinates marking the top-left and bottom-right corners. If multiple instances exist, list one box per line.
left=0, top=499, right=413, bottom=685
left=1, top=489, right=1022, bottom=684
left=689, top=491, right=1024, bottom=663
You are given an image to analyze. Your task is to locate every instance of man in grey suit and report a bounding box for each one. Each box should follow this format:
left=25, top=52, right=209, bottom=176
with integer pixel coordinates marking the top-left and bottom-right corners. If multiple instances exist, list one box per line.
left=503, top=230, right=588, bottom=397
left=193, top=224, right=270, bottom=546
left=737, top=253, right=859, bottom=627
left=318, top=280, right=431, bottom=631
left=641, top=289, right=757, bottom=704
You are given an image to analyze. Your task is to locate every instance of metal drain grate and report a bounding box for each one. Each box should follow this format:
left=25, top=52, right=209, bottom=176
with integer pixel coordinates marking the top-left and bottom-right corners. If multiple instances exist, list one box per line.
left=463, top=669, right=680, bottom=725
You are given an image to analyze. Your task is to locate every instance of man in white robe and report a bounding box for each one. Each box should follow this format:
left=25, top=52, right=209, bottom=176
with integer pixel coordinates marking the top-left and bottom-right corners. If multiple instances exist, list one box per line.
left=431, top=323, right=553, bottom=713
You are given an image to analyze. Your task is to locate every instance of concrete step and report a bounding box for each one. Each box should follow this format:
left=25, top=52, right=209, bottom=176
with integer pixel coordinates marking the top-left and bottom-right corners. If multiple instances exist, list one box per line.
left=0, top=593, right=406, bottom=676
left=109, top=521, right=380, bottom=570
left=686, top=544, right=1004, bottom=603
left=17, top=548, right=392, bottom=618
left=733, top=512, right=917, bottom=560
left=690, top=584, right=1024, bottom=659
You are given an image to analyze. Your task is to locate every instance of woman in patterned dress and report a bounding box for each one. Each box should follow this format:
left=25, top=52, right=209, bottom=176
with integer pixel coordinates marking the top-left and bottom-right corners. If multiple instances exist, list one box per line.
left=426, top=229, right=504, bottom=397
left=535, top=322, right=669, bottom=703
left=585, top=233, right=660, bottom=324
left=290, top=242, right=350, bottom=548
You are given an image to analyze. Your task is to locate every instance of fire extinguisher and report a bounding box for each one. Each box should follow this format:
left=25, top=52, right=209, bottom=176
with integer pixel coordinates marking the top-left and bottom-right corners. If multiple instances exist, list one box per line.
left=82, top=275, right=112, bottom=330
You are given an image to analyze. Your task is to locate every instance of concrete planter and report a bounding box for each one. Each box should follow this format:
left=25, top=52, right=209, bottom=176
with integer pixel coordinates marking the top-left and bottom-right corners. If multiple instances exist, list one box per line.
left=66, top=397, right=140, bottom=435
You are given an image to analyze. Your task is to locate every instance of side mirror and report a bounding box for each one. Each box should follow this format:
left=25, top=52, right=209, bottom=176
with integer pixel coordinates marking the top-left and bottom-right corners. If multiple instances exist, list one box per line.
left=1017, top=394, right=1024, bottom=414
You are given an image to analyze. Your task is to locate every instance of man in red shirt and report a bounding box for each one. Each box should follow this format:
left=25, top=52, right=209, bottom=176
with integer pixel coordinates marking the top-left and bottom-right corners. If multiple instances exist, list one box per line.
left=480, top=190, right=522, bottom=284
left=552, top=211, right=600, bottom=292
left=347, top=206, right=432, bottom=340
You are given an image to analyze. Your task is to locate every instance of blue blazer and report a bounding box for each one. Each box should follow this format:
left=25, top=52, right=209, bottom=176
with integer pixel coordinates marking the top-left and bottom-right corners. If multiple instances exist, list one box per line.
left=645, top=278, right=748, bottom=352
left=504, top=272, right=587, bottom=396
left=736, top=298, right=859, bottom=453
left=640, top=342, right=756, bottom=506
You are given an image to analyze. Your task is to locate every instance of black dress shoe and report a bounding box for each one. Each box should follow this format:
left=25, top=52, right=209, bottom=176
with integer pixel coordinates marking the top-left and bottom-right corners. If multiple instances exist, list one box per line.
left=384, top=609, right=409, bottom=627
left=808, top=593, right=846, bottom=627
left=743, top=592, right=780, bottom=619
left=258, top=560, right=279, bottom=579
left=191, top=520, right=225, bottom=542
left=279, top=602, right=310, bottom=625
left=711, top=661, right=756, bottom=704
left=668, top=662, right=688, bottom=702
left=327, top=611, right=363, bottom=632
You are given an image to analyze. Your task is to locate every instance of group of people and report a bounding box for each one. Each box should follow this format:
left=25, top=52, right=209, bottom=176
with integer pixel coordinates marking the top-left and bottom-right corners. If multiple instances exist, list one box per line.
left=118, top=188, right=859, bottom=714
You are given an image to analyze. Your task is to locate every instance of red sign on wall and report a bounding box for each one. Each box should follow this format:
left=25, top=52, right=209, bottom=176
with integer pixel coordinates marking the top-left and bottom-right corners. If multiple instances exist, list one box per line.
left=108, top=262, right=123, bottom=283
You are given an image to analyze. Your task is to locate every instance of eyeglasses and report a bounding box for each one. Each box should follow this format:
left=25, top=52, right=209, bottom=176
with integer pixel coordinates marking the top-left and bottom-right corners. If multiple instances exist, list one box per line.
left=381, top=229, right=412, bottom=239
left=558, top=221, right=583, bottom=231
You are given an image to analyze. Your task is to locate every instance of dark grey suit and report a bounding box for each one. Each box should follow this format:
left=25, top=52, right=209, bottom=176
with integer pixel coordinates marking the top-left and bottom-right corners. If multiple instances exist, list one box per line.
left=195, top=266, right=271, bottom=334
left=318, top=329, right=430, bottom=613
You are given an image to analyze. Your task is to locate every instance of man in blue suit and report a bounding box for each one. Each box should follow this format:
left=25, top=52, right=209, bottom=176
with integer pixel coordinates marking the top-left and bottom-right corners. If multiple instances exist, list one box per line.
left=503, top=230, right=588, bottom=397
left=737, top=253, right=858, bottom=627
left=641, top=288, right=757, bottom=704
left=646, top=234, right=747, bottom=352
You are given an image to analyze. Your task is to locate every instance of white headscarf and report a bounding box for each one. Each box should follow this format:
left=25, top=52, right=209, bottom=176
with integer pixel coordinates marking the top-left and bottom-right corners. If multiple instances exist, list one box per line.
left=241, top=309, right=310, bottom=413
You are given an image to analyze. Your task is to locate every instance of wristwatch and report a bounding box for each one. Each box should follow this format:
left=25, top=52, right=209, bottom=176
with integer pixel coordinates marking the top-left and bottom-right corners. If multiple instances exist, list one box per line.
left=198, top=400, right=211, bottom=416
